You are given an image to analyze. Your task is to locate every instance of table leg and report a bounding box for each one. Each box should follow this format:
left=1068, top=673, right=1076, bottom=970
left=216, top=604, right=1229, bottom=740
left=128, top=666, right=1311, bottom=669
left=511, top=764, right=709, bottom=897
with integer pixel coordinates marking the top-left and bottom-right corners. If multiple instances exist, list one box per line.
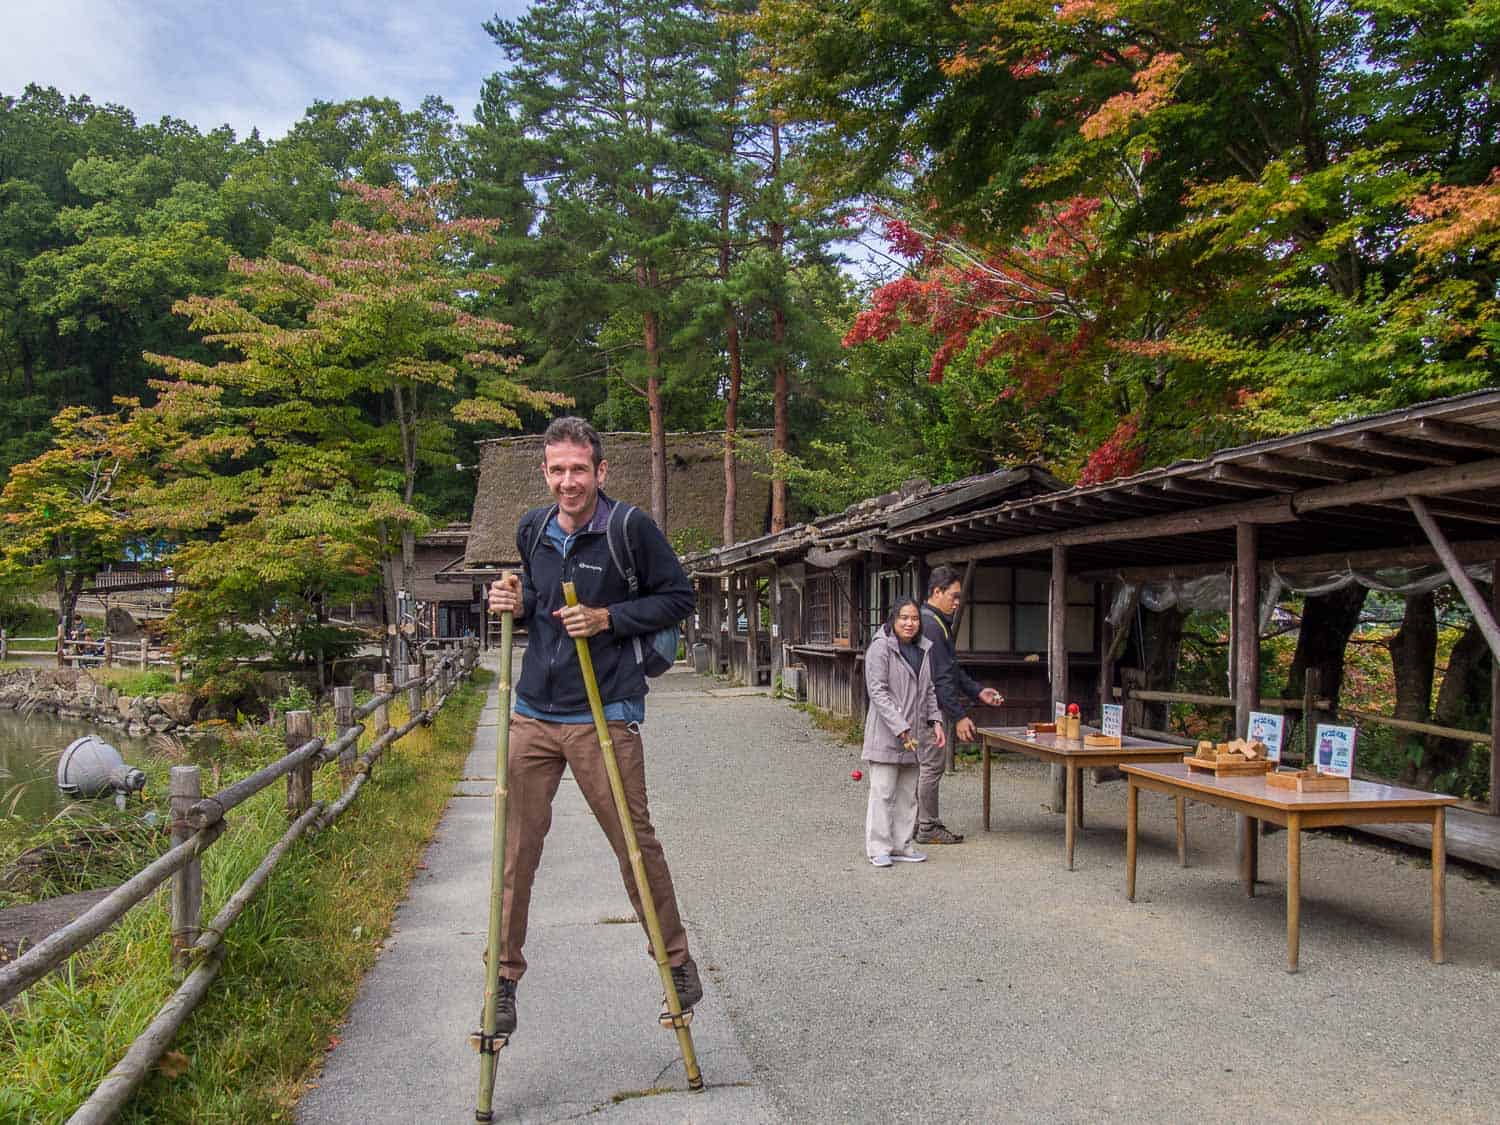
left=1286, top=812, right=1301, bottom=974
left=1126, top=779, right=1138, bottom=901
left=1432, top=805, right=1446, bottom=964
left=1075, top=769, right=1085, bottom=830
left=982, top=739, right=991, bottom=832
left=1175, top=795, right=1186, bottom=867
left=1240, top=815, right=1259, bottom=897
left=1065, top=763, right=1077, bottom=870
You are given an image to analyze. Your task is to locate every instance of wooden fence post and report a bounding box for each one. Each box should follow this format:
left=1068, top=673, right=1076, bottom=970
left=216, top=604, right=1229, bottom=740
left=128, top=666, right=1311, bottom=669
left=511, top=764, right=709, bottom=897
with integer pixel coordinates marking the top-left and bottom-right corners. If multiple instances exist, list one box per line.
left=103, top=636, right=113, bottom=668
left=373, top=673, right=391, bottom=738
left=56, top=623, right=65, bottom=668
left=407, top=663, right=423, bottom=719
left=138, top=637, right=147, bottom=670
left=285, top=710, right=314, bottom=818
left=333, top=686, right=356, bottom=789
left=169, top=766, right=203, bottom=974
left=0, top=628, right=7, bottom=663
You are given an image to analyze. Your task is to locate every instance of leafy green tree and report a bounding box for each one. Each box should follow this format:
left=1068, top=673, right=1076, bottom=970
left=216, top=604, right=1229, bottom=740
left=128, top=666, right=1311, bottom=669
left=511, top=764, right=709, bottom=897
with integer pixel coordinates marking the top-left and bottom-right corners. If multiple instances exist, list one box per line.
left=139, top=181, right=557, bottom=676
left=0, top=405, right=148, bottom=637
left=483, top=0, right=719, bottom=529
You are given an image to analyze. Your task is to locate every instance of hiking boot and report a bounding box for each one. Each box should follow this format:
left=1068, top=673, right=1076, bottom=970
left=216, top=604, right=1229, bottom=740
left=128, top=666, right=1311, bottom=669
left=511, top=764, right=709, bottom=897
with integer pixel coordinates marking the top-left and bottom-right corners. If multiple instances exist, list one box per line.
left=916, top=824, right=964, bottom=845
left=670, top=957, right=703, bottom=1010
left=495, top=978, right=518, bottom=1035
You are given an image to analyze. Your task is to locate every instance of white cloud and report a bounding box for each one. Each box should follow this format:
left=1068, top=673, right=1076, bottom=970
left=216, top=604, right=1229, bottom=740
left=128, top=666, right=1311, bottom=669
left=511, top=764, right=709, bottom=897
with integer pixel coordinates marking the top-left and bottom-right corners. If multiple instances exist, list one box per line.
left=3, top=0, right=526, bottom=139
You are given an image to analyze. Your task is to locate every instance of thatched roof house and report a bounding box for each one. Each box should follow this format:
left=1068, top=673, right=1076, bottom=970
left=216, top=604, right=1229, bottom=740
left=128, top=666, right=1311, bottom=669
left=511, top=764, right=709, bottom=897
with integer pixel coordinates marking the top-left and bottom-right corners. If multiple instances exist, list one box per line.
left=462, top=430, right=772, bottom=568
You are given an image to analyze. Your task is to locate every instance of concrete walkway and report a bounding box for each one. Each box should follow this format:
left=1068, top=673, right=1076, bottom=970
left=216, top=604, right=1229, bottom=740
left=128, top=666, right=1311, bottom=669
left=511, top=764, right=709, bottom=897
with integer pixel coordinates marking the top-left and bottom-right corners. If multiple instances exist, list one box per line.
left=297, top=656, right=775, bottom=1124
left=301, top=659, right=1500, bottom=1124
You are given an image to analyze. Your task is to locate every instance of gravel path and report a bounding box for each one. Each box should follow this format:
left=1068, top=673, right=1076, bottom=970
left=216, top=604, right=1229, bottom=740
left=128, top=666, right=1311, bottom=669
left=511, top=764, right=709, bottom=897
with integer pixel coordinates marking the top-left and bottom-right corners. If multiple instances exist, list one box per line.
left=647, top=669, right=1500, bottom=1124
left=301, top=661, right=1500, bottom=1123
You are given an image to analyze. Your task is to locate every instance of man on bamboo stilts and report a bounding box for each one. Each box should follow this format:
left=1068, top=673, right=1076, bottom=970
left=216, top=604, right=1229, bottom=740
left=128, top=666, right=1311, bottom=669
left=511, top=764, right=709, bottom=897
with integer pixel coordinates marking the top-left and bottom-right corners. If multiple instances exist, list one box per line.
left=485, top=417, right=700, bottom=1035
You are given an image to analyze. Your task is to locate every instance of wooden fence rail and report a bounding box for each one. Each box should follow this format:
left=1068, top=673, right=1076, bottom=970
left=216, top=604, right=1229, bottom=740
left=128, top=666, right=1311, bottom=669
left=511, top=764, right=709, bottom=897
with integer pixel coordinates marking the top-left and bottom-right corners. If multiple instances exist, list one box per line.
left=0, top=637, right=482, bottom=1123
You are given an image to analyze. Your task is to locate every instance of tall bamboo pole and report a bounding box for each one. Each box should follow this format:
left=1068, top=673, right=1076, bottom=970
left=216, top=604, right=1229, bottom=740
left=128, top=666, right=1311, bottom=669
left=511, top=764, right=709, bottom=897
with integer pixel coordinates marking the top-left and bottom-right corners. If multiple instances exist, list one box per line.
left=562, top=582, right=704, bottom=1092
left=474, top=607, right=514, bottom=1122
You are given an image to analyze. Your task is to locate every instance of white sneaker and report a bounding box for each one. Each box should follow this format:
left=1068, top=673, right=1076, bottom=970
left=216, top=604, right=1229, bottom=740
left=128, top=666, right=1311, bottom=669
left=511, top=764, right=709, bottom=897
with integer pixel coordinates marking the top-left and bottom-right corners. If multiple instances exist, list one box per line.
left=869, top=854, right=893, bottom=868
left=891, top=851, right=927, bottom=863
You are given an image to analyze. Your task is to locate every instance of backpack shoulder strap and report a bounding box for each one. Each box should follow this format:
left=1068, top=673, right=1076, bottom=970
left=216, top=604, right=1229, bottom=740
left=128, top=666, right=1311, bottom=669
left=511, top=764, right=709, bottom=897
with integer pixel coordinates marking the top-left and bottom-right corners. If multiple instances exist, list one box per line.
left=523, top=505, right=557, bottom=573
left=605, top=501, right=639, bottom=597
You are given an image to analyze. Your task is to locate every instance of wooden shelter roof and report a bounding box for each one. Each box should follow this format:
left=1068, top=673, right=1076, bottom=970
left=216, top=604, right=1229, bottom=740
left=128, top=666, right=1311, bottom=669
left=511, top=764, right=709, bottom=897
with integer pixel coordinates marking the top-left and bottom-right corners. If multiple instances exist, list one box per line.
left=884, top=390, right=1500, bottom=573
left=684, top=464, right=1066, bottom=573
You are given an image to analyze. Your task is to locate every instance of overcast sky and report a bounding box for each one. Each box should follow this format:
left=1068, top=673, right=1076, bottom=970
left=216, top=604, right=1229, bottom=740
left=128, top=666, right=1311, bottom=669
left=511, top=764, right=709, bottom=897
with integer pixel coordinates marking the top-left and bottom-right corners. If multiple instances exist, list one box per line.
left=3, top=1, right=533, bottom=139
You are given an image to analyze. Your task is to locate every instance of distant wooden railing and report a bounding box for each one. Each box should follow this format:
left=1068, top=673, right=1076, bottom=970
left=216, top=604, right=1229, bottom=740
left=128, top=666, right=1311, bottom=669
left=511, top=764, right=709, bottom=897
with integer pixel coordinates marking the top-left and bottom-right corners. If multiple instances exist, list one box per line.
left=0, top=638, right=483, bottom=1123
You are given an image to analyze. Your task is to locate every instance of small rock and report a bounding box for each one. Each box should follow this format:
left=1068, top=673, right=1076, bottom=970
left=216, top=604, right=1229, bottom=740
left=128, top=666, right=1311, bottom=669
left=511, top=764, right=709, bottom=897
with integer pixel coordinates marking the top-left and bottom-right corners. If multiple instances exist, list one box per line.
left=146, top=713, right=176, bottom=733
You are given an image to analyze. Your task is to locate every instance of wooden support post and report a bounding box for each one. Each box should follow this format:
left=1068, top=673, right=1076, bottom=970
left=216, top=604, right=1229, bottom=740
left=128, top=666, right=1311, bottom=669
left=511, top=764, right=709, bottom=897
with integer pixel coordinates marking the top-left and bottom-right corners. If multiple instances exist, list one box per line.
left=56, top=623, right=65, bottom=668
left=373, top=673, right=391, bottom=738
left=407, top=663, right=423, bottom=719
left=169, top=766, right=203, bottom=974
left=1233, top=522, right=1259, bottom=868
left=138, top=637, right=146, bottom=670
left=103, top=636, right=112, bottom=667
left=770, top=572, right=784, bottom=693
left=747, top=572, right=762, bottom=687
left=1099, top=591, right=1115, bottom=721
left=0, top=629, right=7, bottom=663
left=1302, top=667, right=1320, bottom=769
left=333, top=686, right=356, bottom=789
left=417, top=651, right=428, bottom=706
left=1048, top=544, right=1068, bottom=813
left=285, top=711, right=314, bottom=818
left=1409, top=496, right=1500, bottom=662
left=1493, top=567, right=1500, bottom=816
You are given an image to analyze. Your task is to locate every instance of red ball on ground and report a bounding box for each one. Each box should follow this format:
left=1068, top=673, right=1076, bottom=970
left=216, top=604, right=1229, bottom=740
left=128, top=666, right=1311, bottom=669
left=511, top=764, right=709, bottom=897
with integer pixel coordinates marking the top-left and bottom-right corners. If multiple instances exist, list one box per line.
left=850, top=769, right=863, bottom=781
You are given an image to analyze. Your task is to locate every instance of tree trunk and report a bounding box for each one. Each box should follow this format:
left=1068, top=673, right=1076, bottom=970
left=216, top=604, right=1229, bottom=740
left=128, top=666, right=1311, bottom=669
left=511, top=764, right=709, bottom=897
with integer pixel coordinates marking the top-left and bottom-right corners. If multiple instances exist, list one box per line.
left=1122, top=607, right=1187, bottom=732
left=1388, top=592, right=1437, bottom=786
left=1423, top=613, right=1492, bottom=790
left=1283, top=585, right=1368, bottom=712
left=768, top=117, right=789, bottom=533
left=643, top=306, right=667, bottom=530
left=723, top=308, right=742, bottom=545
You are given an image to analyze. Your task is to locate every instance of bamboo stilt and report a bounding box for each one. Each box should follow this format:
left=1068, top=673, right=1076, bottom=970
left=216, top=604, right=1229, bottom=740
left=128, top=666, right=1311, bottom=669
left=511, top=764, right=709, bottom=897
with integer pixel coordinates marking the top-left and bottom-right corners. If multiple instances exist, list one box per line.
left=563, top=582, right=704, bottom=1093
left=474, top=608, right=514, bottom=1122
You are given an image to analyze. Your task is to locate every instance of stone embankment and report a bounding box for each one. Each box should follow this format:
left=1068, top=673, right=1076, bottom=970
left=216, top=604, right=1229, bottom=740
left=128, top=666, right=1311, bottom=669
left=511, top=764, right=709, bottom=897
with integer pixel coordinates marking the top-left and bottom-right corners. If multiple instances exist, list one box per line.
left=0, top=667, right=193, bottom=736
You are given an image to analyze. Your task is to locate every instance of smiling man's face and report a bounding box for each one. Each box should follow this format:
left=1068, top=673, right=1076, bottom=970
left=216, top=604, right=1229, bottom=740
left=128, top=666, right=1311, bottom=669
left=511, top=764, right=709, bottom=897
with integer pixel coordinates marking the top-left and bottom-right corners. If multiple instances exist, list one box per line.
left=542, top=439, right=608, bottom=532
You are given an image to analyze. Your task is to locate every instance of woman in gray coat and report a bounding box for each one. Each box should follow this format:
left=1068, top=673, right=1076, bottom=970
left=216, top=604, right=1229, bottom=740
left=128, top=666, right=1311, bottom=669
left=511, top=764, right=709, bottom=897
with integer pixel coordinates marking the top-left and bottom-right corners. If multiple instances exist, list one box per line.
left=862, top=598, right=946, bottom=867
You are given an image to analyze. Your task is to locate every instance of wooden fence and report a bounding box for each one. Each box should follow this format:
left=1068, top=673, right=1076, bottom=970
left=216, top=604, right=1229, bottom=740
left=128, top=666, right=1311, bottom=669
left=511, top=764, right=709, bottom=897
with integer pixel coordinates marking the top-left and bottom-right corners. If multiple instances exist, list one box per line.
left=1, top=628, right=180, bottom=674
left=0, top=638, right=482, bottom=1123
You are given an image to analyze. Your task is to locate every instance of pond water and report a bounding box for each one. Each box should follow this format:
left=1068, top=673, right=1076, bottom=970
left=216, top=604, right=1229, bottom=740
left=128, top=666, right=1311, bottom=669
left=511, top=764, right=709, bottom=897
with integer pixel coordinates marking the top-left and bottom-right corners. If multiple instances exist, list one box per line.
left=0, top=710, right=154, bottom=825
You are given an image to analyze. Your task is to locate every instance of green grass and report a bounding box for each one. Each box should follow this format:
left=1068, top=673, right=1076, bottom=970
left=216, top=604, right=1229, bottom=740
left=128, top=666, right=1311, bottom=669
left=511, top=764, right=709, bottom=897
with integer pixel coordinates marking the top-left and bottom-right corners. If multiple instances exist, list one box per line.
left=0, top=670, right=492, bottom=1123
left=793, top=700, right=864, bottom=745
left=89, top=667, right=179, bottom=697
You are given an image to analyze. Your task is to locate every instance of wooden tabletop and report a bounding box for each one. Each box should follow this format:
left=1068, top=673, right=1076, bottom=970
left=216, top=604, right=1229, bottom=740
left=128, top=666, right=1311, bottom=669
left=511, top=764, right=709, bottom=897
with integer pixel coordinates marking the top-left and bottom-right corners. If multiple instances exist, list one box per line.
left=1123, top=762, right=1457, bottom=812
left=979, top=727, right=1184, bottom=758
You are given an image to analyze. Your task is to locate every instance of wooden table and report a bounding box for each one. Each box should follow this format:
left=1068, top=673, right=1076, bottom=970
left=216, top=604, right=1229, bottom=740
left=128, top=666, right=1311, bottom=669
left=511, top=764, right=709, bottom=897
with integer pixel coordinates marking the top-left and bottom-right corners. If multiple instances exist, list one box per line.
left=976, top=727, right=1189, bottom=870
left=1123, top=762, right=1456, bottom=972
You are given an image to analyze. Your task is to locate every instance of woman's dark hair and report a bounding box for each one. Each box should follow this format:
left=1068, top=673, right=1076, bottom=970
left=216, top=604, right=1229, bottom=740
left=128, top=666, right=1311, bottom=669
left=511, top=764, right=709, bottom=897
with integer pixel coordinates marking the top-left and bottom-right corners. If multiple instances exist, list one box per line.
left=884, top=597, right=923, bottom=636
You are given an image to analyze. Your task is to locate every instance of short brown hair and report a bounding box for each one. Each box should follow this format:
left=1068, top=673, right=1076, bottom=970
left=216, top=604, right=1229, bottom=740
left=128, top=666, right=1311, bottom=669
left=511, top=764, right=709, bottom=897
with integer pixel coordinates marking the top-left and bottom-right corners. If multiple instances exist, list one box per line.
left=542, top=416, right=604, bottom=467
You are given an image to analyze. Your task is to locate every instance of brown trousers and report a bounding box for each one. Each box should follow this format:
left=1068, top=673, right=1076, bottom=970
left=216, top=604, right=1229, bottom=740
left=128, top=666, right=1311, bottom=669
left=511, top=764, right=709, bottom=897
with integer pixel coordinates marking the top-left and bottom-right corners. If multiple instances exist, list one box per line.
left=500, top=714, right=690, bottom=981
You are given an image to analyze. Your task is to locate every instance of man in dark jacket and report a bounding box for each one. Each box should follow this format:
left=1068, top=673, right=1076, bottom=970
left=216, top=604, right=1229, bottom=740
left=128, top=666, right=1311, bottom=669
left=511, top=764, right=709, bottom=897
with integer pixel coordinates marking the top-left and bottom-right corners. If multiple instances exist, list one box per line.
left=485, top=416, right=699, bottom=1035
left=918, top=565, right=1004, bottom=844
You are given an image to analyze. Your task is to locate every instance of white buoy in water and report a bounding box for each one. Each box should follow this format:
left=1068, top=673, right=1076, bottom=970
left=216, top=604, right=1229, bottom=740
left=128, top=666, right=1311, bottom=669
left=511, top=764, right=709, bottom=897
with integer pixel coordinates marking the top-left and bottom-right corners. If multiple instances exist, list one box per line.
left=57, top=735, right=147, bottom=810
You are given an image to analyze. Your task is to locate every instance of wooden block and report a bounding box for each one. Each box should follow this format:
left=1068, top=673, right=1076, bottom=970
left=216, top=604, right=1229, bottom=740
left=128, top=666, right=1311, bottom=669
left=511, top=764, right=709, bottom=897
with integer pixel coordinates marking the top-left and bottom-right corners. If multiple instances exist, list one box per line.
left=1266, top=769, right=1350, bottom=793
left=1084, top=733, right=1122, bottom=748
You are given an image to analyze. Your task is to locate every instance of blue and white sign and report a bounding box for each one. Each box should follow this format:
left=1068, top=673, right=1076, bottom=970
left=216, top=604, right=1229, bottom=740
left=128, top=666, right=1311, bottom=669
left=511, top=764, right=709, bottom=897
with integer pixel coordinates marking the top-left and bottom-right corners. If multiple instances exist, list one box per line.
left=1246, top=712, right=1285, bottom=763
left=1314, top=723, right=1356, bottom=778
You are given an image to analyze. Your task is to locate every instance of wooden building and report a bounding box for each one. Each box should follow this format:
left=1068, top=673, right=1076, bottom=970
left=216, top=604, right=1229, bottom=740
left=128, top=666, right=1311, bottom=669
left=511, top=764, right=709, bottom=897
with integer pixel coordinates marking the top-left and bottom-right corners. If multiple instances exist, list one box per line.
left=406, top=523, right=481, bottom=641
left=687, top=390, right=1500, bottom=821
left=683, top=466, right=1067, bottom=721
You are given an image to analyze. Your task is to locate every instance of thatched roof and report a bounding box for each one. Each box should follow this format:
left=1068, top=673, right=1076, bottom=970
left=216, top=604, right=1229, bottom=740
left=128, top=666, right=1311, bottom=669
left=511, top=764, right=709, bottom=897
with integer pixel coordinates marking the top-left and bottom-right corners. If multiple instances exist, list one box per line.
left=464, top=430, right=772, bottom=567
